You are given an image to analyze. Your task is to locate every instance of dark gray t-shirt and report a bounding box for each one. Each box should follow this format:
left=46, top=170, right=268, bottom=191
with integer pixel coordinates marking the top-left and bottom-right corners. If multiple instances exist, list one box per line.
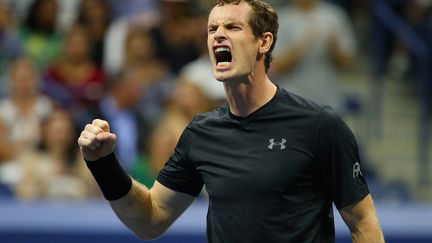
left=157, top=87, right=369, bottom=243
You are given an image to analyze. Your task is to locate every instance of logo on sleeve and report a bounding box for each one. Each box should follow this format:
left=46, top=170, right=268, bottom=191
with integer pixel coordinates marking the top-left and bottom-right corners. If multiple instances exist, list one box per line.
left=268, top=138, right=287, bottom=150
left=353, top=162, right=362, bottom=179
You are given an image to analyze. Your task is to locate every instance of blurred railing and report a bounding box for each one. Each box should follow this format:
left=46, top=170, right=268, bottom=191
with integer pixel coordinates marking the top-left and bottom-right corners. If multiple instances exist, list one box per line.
left=370, top=0, right=431, bottom=186
left=0, top=199, right=431, bottom=243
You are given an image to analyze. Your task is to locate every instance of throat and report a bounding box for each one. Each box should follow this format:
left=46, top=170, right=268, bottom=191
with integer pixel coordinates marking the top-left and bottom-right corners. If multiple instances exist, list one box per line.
left=225, top=81, right=277, bottom=118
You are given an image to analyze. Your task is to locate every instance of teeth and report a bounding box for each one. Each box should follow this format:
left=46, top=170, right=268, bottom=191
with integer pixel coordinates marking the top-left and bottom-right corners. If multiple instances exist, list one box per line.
left=217, top=62, right=230, bottom=67
left=215, top=47, right=230, bottom=53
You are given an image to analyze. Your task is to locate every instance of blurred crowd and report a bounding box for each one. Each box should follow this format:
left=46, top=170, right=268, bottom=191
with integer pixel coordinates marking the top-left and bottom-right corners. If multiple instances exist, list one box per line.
left=0, top=0, right=430, bottom=202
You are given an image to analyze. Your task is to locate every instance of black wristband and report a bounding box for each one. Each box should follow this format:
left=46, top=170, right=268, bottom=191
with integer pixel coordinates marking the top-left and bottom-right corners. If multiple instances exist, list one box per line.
left=85, top=153, right=132, bottom=201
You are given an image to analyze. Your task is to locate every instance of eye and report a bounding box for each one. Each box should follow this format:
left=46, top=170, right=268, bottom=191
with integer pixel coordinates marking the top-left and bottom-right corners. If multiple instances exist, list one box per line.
left=226, top=24, right=241, bottom=31
left=208, top=26, right=217, bottom=34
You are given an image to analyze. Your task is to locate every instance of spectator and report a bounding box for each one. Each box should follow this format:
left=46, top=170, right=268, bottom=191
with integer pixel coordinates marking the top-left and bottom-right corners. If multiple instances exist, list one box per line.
left=165, top=80, right=212, bottom=122
left=148, top=0, right=201, bottom=74
left=42, top=24, right=104, bottom=127
left=122, top=26, right=175, bottom=124
left=18, top=0, right=63, bottom=70
left=102, top=1, right=159, bottom=75
left=386, top=0, right=432, bottom=80
left=105, top=22, right=176, bottom=124
left=8, top=0, right=80, bottom=31
left=0, top=2, right=23, bottom=94
left=77, top=0, right=112, bottom=65
left=131, top=111, right=189, bottom=188
left=103, top=0, right=198, bottom=76
left=271, top=0, right=356, bottom=110
left=177, top=13, right=226, bottom=105
left=98, top=67, right=151, bottom=171
left=0, top=56, right=54, bottom=192
left=16, top=107, right=99, bottom=201
left=122, top=26, right=162, bottom=71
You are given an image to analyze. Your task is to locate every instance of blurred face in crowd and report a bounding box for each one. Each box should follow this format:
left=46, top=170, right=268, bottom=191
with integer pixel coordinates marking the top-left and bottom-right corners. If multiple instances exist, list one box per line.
left=170, top=82, right=210, bottom=118
left=79, top=0, right=111, bottom=39
left=148, top=128, right=178, bottom=171
left=159, top=0, right=189, bottom=22
left=148, top=114, right=187, bottom=173
left=207, top=2, right=260, bottom=82
left=125, top=29, right=155, bottom=63
left=64, top=26, right=91, bottom=62
left=113, top=69, right=146, bottom=108
left=36, top=0, right=58, bottom=29
left=0, top=3, right=12, bottom=29
left=80, top=0, right=109, bottom=22
left=41, top=109, right=76, bottom=151
left=10, top=57, right=39, bottom=97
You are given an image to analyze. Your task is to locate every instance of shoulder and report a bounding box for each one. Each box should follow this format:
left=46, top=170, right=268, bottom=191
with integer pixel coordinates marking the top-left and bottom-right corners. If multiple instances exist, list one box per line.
left=274, top=88, right=350, bottom=136
left=189, top=105, right=229, bottom=126
left=276, top=87, right=327, bottom=116
left=173, top=105, right=229, bottom=146
left=317, top=106, right=345, bottom=128
left=316, top=106, right=355, bottom=141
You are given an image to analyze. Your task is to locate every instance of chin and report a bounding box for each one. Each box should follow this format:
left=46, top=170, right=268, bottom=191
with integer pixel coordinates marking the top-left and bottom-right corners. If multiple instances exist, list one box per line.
left=213, top=70, right=231, bottom=82
left=214, top=75, right=228, bottom=82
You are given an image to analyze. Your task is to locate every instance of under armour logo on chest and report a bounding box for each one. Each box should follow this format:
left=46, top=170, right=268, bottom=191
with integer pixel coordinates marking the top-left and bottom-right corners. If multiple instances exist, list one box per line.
left=268, top=138, right=287, bottom=150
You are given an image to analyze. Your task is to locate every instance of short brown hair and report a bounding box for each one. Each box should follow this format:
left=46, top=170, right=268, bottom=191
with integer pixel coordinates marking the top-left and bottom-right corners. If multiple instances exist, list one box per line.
left=209, top=0, right=278, bottom=72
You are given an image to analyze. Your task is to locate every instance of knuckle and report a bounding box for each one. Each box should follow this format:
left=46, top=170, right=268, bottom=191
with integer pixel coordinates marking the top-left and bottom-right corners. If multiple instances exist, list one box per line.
left=78, top=137, right=88, bottom=146
left=92, top=119, right=108, bottom=129
left=100, top=120, right=109, bottom=127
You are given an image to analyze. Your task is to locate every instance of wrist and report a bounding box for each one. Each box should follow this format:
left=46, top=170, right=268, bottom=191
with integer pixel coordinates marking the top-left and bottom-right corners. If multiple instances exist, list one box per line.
left=85, top=152, right=132, bottom=201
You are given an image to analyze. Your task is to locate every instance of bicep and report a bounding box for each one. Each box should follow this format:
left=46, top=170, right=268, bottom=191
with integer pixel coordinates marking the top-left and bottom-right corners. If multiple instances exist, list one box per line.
left=150, top=180, right=195, bottom=224
left=109, top=180, right=195, bottom=239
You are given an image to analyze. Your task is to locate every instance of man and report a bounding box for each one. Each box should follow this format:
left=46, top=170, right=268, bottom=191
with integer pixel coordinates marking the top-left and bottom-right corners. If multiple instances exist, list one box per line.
left=78, top=0, right=385, bottom=242
left=271, top=0, right=356, bottom=110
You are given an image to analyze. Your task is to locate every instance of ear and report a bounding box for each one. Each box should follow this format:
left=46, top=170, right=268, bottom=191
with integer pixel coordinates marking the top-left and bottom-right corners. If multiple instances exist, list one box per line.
left=258, top=32, right=273, bottom=55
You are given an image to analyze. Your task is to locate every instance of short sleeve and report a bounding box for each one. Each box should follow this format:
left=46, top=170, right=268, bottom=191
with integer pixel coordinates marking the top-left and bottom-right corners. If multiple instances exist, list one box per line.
left=156, top=124, right=204, bottom=197
left=317, top=107, right=369, bottom=209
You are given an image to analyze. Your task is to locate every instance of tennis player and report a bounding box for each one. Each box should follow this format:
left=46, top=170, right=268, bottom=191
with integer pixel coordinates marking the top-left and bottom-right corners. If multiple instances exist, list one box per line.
left=78, top=0, right=385, bottom=242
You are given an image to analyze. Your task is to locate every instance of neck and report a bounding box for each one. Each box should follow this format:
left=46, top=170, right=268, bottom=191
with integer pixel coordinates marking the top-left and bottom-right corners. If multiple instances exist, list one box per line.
left=224, top=72, right=277, bottom=117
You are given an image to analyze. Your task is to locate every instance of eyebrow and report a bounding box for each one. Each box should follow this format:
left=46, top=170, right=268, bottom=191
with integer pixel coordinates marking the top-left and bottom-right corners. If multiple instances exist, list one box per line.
left=207, top=20, right=246, bottom=28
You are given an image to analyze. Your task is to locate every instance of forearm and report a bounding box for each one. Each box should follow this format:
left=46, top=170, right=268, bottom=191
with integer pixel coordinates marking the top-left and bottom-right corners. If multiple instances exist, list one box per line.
left=350, top=219, right=385, bottom=243
left=110, top=180, right=168, bottom=239
left=341, top=195, right=385, bottom=243
left=85, top=153, right=168, bottom=239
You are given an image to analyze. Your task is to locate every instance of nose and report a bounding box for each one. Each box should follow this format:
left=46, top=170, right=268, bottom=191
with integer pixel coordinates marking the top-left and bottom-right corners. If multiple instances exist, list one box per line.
left=213, top=26, right=226, bottom=41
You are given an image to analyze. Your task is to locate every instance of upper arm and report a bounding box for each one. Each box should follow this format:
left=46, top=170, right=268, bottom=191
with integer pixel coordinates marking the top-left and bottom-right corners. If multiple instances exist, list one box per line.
left=109, top=180, right=195, bottom=239
left=110, top=124, right=202, bottom=239
left=318, top=108, right=369, bottom=209
left=150, top=180, right=196, bottom=226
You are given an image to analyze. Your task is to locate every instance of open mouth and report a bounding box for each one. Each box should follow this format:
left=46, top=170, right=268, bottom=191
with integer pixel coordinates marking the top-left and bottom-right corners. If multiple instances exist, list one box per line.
left=214, top=47, right=232, bottom=67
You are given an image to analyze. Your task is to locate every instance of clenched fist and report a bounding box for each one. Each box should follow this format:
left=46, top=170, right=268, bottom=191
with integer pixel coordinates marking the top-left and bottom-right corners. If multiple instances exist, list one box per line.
left=78, top=119, right=117, bottom=161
